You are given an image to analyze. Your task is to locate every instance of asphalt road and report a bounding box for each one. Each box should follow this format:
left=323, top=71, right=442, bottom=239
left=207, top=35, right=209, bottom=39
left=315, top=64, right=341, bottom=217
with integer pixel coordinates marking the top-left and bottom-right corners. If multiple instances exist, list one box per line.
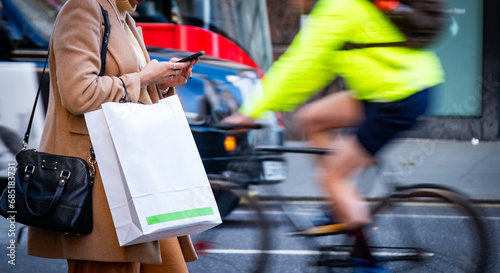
left=1, top=139, right=500, bottom=272
left=0, top=199, right=499, bottom=273
left=188, top=199, right=500, bottom=273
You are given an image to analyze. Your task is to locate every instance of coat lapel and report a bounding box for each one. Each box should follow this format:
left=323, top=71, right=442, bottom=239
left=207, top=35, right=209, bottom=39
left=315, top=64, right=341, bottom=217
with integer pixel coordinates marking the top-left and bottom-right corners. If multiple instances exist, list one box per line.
left=100, top=0, right=138, bottom=75
left=124, top=14, right=161, bottom=102
left=98, top=0, right=161, bottom=102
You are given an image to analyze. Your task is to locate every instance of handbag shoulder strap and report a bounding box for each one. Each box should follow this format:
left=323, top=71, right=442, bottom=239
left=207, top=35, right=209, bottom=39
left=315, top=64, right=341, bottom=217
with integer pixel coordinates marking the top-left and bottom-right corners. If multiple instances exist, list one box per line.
left=23, top=3, right=111, bottom=148
left=99, top=3, right=110, bottom=77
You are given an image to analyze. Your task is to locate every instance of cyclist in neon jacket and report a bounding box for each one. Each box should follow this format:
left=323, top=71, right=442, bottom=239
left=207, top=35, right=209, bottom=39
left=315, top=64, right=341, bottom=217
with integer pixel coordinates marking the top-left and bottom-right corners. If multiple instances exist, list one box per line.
left=223, top=0, right=444, bottom=267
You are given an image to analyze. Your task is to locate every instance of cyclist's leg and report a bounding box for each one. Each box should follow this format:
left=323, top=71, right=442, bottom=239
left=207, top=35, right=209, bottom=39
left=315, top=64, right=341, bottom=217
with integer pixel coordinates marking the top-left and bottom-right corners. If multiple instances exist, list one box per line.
left=296, top=88, right=431, bottom=229
left=294, top=90, right=366, bottom=170
left=295, top=91, right=373, bottom=228
left=295, top=91, right=363, bottom=145
left=318, top=137, right=374, bottom=228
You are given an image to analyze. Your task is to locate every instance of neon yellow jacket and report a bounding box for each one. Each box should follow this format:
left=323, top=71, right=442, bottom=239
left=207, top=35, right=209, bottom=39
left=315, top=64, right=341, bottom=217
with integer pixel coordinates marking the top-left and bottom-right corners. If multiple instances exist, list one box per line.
left=240, top=0, right=444, bottom=118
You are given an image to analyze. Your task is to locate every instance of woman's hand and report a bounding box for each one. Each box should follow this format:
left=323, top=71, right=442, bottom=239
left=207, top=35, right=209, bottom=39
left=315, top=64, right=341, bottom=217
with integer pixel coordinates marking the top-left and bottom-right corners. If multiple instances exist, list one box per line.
left=138, top=58, right=196, bottom=89
left=158, top=58, right=198, bottom=89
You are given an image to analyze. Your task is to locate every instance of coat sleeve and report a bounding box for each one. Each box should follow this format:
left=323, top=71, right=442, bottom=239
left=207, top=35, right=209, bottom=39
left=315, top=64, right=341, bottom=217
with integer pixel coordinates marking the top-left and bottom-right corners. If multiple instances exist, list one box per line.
left=239, top=0, right=356, bottom=118
left=51, top=0, right=141, bottom=115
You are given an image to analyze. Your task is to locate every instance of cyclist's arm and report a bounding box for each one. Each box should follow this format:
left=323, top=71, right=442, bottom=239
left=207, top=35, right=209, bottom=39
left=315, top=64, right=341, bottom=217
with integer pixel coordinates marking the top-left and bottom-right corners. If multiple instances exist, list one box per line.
left=240, top=0, right=357, bottom=118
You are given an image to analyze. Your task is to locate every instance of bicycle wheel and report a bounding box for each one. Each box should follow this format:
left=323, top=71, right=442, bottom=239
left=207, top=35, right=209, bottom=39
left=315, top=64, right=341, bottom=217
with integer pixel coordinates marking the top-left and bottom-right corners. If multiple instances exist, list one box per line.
left=368, top=184, right=489, bottom=273
left=187, top=181, right=272, bottom=273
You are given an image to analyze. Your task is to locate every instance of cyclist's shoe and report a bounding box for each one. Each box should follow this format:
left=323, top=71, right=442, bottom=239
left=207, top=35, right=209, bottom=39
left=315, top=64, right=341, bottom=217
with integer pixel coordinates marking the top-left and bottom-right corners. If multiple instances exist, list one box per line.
left=287, top=223, right=349, bottom=236
left=310, top=207, right=336, bottom=226
left=352, top=258, right=391, bottom=273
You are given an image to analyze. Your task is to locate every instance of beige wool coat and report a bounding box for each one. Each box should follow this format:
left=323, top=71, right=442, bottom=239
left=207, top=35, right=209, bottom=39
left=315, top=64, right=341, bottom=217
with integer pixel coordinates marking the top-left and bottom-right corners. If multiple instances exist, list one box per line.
left=27, top=0, right=197, bottom=264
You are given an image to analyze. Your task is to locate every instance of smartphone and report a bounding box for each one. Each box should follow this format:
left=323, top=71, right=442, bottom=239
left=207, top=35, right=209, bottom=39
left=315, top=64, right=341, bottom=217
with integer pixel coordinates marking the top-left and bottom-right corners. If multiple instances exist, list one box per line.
left=177, top=51, right=205, bottom=62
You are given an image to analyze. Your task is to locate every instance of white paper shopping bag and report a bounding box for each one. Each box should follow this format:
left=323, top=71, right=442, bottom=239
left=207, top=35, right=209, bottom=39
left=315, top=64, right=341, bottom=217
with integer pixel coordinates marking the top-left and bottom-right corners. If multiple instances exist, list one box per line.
left=85, top=95, right=221, bottom=246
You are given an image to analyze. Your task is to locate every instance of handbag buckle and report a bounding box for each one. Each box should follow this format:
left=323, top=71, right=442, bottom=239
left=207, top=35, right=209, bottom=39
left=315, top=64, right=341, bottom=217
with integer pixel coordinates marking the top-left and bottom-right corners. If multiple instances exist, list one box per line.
left=22, top=141, right=28, bottom=151
left=60, top=170, right=71, bottom=180
left=25, top=164, right=35, bottom=174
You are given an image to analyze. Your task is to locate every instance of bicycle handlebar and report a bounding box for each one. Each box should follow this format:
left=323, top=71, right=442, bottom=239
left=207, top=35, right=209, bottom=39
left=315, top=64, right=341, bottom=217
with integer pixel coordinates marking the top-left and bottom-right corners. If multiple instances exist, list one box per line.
left=210, top=123, right=265, bottom=130
left=255, top=145, right=332, bottom=155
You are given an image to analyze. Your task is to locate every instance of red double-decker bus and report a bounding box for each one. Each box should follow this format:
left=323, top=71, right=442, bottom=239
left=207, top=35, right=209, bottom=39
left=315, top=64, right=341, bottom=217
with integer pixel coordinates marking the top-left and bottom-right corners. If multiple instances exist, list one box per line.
left=134, top=0, right=273, bottom=77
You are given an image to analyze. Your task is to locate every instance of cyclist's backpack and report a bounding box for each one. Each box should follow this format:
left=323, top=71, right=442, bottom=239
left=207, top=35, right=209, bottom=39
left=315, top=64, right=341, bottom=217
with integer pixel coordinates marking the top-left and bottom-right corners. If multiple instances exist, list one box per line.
left=342, top=0, right=449, bottom=50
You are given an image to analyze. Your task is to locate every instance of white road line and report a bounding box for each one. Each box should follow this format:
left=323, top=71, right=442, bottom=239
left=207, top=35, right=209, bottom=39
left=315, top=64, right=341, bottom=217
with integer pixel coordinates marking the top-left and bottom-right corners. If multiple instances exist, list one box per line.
left=375, top=214, right=469, bottom=220
left=376, top=214, right=500, bottom=221
left=204, top=249, right=335, bottom=255
left=258, top=200, right=500, bottom=208
left=232, top=210, right=323, bottom=216
left=203, top=249, right=433, bottom=257
left=232, top=210, right=500, bottom=220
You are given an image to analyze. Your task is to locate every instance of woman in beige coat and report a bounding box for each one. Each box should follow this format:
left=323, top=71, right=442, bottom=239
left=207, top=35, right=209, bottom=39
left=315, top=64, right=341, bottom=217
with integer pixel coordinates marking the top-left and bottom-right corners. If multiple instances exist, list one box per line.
left=27, top=0, right=198, bottom=272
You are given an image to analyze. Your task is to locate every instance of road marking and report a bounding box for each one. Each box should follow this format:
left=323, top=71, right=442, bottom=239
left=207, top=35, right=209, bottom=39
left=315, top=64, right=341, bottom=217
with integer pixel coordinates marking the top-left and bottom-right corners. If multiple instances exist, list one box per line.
left=232, top=210, right=500, bottom=220
left=375, top=214, right=500, bottom=221
left=375, top=214, right=469, bottom=220
left=257, top=199, right=500, bottom=208
left=204, top=249, right=336, bottom=255
left=202, top=249, right=433, bottom=258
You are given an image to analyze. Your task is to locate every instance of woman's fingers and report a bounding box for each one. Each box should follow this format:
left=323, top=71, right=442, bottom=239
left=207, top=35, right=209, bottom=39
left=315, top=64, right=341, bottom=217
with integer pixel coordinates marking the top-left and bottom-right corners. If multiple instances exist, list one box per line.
left=169, top=57, right=197, bottom=77
left=169, top=61, right=188, bottom=71
left=144, top=57, right=198, bottom=89
left=181, top=66, right=193, bottom=79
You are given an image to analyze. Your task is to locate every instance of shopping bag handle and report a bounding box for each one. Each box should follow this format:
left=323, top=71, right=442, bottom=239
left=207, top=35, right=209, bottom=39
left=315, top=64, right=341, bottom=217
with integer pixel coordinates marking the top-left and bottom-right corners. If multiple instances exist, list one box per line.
left=118, top=78, right=131, bottom=103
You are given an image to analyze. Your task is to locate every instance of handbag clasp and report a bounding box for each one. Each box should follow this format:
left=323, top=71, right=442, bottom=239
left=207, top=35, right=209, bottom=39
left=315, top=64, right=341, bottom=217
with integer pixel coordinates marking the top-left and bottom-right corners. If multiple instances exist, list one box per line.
left=25, top=164, right=35, bottom=174
left=22, top=141, right=28, bottom=151
left=60, top=170, right=71, bottom=180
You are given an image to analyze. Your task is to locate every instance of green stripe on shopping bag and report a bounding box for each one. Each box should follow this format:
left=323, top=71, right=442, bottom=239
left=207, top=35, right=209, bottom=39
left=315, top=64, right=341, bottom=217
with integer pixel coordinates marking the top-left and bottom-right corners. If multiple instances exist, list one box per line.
left=146, top=207, right=215, bottom=225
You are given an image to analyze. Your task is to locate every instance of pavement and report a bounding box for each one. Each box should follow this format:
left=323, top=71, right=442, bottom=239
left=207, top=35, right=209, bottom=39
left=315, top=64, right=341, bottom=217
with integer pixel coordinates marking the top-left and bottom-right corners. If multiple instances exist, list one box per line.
left=253, top=138, right=500, bottom=202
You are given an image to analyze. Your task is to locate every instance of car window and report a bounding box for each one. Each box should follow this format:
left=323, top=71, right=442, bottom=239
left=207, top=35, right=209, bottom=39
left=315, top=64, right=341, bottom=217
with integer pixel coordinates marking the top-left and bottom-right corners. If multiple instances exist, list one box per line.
left=1, top=0, right=59, bottom=47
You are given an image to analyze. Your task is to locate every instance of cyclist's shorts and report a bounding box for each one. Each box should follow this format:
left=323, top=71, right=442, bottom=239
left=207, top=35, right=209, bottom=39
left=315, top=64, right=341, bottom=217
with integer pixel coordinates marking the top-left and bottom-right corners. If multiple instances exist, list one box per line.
left=356, top=87, right=432, bottom=156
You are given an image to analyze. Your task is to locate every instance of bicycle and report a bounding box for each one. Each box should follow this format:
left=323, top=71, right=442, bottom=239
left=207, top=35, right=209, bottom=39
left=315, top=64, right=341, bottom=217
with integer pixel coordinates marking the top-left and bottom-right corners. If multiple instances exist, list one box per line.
left=187, top=124, right=491, bottom=273
left=255, top=145, right=491, bottom=273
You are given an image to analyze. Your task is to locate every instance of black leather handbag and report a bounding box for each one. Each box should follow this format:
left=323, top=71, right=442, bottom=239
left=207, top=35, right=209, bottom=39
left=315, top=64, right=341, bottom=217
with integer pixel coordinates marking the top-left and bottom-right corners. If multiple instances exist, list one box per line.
left=0, top=4, right=111, bottom=235
left=0, top=149, right=95, bottom=234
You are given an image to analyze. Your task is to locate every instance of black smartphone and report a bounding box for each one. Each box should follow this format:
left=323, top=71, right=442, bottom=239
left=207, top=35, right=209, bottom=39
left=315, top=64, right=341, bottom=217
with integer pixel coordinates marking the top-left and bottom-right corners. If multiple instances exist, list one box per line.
left=177, top=51, right=205, bottom=62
